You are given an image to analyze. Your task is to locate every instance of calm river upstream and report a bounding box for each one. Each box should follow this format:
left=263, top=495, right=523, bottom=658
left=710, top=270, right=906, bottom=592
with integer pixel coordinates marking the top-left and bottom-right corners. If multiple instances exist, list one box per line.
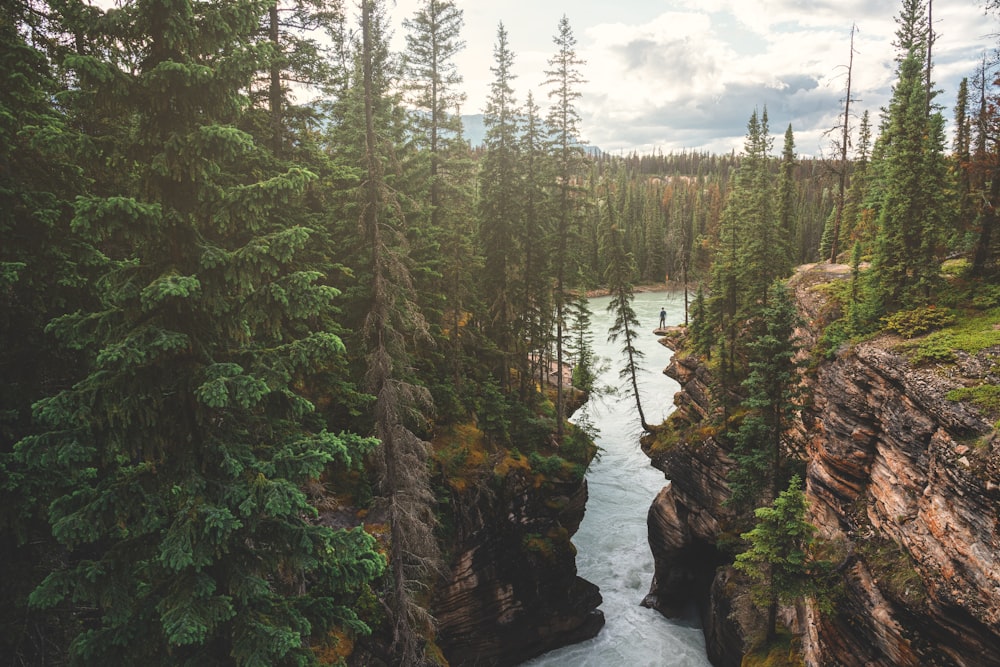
left=522, top=291, right=713, bottom=667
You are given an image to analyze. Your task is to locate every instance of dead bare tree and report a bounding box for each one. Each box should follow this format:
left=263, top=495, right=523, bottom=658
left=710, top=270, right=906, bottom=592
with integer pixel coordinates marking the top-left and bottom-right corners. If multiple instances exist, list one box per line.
left=828, top=23, right=858, bottom=263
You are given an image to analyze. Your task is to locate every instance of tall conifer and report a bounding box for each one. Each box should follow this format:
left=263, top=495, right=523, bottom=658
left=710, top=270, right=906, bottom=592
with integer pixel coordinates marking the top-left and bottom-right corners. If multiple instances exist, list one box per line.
left=544, top=15, right=587, bottom=438
left=479, top=23, right=521, bottom=392
left=358, top=2, right=441, bottom=663
left=14, top=2, right=384, bottom=663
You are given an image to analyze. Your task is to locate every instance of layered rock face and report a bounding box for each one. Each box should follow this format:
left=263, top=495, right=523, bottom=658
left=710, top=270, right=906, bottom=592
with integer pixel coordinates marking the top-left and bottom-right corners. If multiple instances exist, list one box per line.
left=434, top=463, right=604, bottom=666
left=645, top=265, right=1000, bottom=666
left=803, top=339, right=1000, bottom=666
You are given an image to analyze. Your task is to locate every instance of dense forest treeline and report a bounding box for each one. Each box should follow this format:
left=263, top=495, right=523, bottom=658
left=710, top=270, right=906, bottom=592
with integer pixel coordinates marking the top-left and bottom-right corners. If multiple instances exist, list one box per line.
left=1, top=0, right=998, bottom=665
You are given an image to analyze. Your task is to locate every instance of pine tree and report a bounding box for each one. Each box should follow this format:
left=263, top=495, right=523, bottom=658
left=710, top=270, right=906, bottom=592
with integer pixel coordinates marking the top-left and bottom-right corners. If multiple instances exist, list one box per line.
left=735, top=476, right=835, bottom=643
left=544, top=15, right=587, bottom=439
left=600, top=189, right=652, bottom=432
left=14, top=2, right=384, bottom=663
left=727, top=281, right=802, bottom=513
left=478, top=22, right=522, bottom=392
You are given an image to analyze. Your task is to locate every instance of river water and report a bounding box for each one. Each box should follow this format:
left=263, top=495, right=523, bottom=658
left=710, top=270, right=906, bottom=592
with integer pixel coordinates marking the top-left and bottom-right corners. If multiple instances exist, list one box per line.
left=522, top=291, right=713, bottom=667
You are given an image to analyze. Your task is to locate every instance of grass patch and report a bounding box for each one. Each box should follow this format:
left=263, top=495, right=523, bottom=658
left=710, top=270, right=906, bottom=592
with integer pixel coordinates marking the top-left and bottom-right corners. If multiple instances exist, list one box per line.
left=947, top=384, right=1000, bottom=421
left=897, top=308, right=1000, bottom=365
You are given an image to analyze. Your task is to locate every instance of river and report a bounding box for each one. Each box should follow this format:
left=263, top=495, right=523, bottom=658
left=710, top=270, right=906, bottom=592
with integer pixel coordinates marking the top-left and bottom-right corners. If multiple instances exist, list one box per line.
left=522, top=290, right=713, bottom=667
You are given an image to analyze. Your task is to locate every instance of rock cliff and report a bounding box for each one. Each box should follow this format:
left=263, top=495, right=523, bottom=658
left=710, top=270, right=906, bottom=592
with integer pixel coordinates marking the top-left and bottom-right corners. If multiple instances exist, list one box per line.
left=644, top=264, right=1000, bottom=666
left=432, top=449, right=604, bottom=666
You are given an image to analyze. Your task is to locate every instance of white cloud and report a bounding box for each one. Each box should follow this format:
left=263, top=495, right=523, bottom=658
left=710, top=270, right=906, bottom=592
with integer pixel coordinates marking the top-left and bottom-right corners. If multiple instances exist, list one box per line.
left=388, top=0, right=995, bottom=154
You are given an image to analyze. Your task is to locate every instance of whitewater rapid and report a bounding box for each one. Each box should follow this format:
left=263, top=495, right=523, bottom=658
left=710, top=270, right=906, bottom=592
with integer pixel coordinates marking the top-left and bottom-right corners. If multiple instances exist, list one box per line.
left=522, top=291, right=713, bottom=667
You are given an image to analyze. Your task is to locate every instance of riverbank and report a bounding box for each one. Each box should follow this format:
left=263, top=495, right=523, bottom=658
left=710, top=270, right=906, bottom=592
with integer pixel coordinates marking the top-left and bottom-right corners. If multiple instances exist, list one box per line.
left=585, top=281, right=690, bottom=298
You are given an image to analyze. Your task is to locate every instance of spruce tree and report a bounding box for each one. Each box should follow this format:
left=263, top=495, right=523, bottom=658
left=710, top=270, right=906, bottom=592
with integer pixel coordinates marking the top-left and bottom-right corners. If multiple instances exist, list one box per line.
left=544, top=15, right=587, bottom=438
left=776, top=124, right=797, bottom=270
left=358, top=2, right=441, bottom=663
left=869, top=50, right=950, bottom=309
left=14, top=1, right=384, bottom=663
left=727, top=281, right=802, bottom=513
left=402, top=0, right=478, bottom=414
left=519, top=92, right=555, bottom=402
left=0, top=9, right=93, bottom=661
left=478, top=22, right=522, bottom=393
left=599, top=190, right=652, bottom=432
left=735, top=476, right=834, bottom=643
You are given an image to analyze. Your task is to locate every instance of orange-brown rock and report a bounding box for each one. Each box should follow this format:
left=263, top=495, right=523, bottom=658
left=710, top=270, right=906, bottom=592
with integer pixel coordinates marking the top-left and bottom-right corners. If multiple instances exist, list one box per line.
left=644, top=264, right=1000, bottom=667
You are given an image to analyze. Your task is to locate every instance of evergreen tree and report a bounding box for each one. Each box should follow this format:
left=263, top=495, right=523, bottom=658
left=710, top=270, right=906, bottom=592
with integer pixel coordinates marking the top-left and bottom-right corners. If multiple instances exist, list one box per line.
left=0, top=8, right=94, bottom=661
left=727, top=281, right=802, bottom=513
left=841, top=109, right=875, bottom=246
left=544, top=15, right=587, bottom=439
left=358, top=2, right=441, bottom=662
left=735, top=476, right=835, bottom=643
left=402, top=0, right=478, bottom=415
left=970, top=59, right=999, bottom=277
left=707, top=109, right=783, bottom=384
left=600, top=189, right=652, bottom=432
left=869, top=49, right=950, bottom=310
left=952, top=77, right=975, bottom=252
left=776, top=124, right=797, bottom=269
left=14, top=2, right=384, bottom=663
left=255, top=0, right=343, bottom=156
left=478, top=22, right=521, bottom=392
left=519, top=91, right=555, bottom=401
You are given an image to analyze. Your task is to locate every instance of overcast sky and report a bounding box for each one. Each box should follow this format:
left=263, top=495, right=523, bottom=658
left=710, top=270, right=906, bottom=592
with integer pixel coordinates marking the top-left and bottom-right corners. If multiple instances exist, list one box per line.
left=387, top=0, right=996, bottom=156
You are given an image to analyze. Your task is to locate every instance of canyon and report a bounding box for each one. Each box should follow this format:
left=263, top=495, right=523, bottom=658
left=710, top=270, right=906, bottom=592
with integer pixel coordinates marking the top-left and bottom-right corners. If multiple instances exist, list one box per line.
left=643, top=264, right=1000, bottom=666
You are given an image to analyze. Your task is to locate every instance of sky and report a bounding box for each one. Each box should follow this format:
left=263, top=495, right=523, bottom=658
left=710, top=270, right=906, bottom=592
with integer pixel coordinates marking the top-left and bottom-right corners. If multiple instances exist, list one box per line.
left=386, top=0, right=997, bottom=156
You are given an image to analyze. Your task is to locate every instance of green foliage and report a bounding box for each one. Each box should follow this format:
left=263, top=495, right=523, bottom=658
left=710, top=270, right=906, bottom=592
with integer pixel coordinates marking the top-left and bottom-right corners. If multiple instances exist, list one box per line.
left=882, top=306, right=956, bottom=338
left=726, top=281, right=803, bottom=513
left=735, top=476, right=839, bottom=639
left=947, top=385, right=1000, bottom=419
left=897, top=308, right=1000, bottom=364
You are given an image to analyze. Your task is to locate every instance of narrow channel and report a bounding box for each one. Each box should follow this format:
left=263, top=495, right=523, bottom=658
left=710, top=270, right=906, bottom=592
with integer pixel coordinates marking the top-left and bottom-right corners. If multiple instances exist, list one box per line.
left=523, top=291, right=713, bottom=667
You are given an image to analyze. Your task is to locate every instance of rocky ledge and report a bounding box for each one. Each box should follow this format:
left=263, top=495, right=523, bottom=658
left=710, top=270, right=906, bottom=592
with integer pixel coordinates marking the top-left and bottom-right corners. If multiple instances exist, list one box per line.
left=433, top=451, right=604, bottom=666
left=644, top=263, right=1000, bottom=666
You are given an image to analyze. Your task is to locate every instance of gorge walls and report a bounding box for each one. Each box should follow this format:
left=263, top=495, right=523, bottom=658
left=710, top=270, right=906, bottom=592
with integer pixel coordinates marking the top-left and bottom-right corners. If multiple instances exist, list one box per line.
left=644, top=264, right=1000, bottom=666
left=433, top=453, right=604, bottom=666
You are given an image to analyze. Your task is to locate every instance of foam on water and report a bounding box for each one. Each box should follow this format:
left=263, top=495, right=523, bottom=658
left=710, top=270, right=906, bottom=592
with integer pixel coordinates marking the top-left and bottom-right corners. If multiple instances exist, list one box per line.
left=522, top=291, right=713, bottom=667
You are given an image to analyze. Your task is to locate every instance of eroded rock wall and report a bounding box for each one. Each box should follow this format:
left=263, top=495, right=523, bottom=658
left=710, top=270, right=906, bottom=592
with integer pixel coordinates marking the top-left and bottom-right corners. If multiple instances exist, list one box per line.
left=645, top=265, right=1000, bottom=667
left=433, top=464, right=604, bottom=666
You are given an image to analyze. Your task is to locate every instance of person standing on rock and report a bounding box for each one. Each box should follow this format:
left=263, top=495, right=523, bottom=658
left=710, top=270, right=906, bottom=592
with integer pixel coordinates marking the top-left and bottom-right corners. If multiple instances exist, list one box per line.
left=659, top=308, right=666, bottom=328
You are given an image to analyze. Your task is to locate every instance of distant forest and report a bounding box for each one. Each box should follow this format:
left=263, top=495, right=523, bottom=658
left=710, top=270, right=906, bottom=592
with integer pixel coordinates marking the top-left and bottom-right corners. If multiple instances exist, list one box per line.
left=1, top=0, right=998, bottom=665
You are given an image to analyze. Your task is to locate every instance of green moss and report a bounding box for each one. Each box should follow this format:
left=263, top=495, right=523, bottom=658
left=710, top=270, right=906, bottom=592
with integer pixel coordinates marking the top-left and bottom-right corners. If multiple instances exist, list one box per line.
left=859, top=537, right=927, bottom=606
left=742, top=627, right=804, bottom=667
left=947, top=384, right=1000, bottom=420
left=897, top=308, right=1000, bottom=365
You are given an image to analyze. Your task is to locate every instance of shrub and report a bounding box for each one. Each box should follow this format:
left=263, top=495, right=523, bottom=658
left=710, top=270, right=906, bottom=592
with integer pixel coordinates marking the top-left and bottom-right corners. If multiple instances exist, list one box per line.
left=882, top=306, right=956, bottom=338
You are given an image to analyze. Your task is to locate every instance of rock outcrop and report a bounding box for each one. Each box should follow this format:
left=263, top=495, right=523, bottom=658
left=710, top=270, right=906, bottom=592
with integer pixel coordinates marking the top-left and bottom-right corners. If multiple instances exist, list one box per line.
left=644, top=264, right=1000, bottom=666
left=433, top=455, right=604, bottom=666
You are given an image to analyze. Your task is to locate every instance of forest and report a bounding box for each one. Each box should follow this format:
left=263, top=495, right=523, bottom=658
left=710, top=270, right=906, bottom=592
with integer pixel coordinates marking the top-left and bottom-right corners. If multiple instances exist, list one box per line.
left=2, top=0, right=999, bottom=665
